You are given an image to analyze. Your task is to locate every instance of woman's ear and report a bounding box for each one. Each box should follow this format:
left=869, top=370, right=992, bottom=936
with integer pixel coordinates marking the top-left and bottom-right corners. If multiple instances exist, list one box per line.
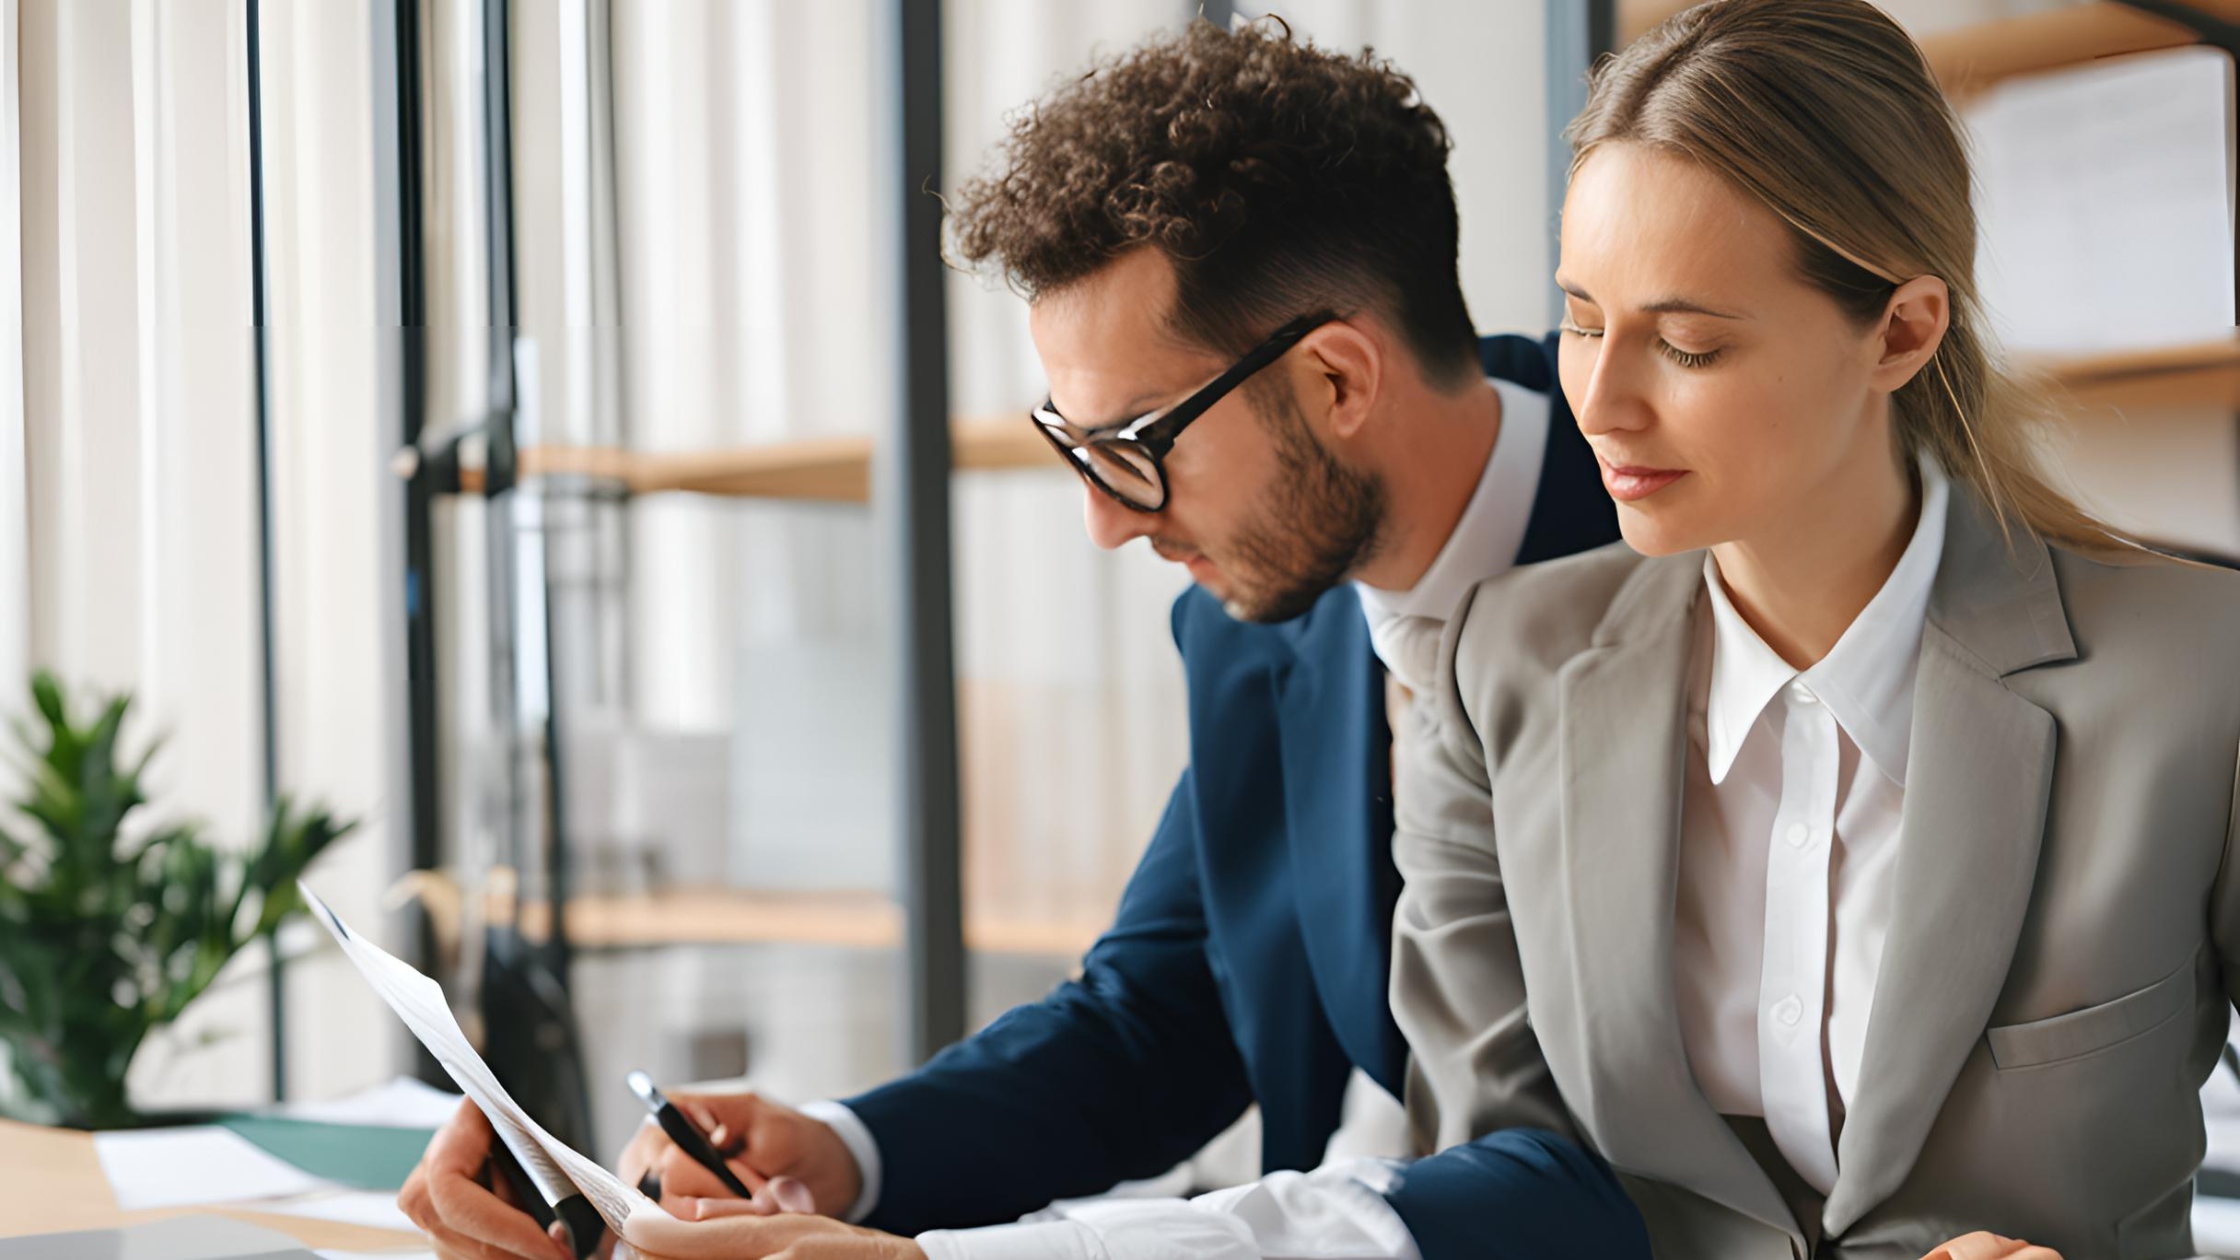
left=1296, top=320, right=1383, bottom=441
left=1870, top=275, right=1951, bottom=394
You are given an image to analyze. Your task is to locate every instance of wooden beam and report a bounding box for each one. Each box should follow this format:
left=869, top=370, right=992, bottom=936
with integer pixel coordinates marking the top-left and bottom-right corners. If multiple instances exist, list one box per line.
left=489, top=888, right=1103, bottom=957
left=1616, top=2, right=2238, bottom=99
left=1922, top=1, right=2239, bottom=100
left=2040, top=337, right=2240, bottom=413
left=455, top=415, right=1056, bottom=501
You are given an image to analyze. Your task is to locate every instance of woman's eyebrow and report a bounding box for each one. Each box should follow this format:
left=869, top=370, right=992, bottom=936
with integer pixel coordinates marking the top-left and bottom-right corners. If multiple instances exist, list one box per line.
left=1640, top=296, right=1746, bottom=319
left=1555, top=277, right=1744, bottom=321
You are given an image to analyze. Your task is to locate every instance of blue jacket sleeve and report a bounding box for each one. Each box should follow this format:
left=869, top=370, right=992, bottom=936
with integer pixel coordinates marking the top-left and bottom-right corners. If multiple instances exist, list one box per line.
left=843, top=762, right=1255, bottom=1236
left=1382, top=1128, right=1650, bottom=1260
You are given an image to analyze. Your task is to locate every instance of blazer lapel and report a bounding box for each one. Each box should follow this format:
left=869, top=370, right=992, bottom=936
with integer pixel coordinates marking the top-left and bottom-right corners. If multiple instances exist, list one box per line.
left=1822, top=493, right=2075, bottom=1233
left=1276, top=593, right=1410, bottom=1095
left=1557, top=555, right=1802, bottom=1237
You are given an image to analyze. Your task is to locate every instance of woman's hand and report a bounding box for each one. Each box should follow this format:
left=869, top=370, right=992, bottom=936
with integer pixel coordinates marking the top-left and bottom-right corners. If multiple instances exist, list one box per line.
left=1919, top=1234, right=2063, bottom=1260
left=617, top=1198, right=924, bottom=1260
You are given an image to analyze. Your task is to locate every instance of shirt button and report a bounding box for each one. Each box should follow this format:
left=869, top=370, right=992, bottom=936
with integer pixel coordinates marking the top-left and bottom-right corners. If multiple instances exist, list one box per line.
left=1785, top=822, right=1811, bottom=848
left=1774, top=995, right=1804, bottom=1027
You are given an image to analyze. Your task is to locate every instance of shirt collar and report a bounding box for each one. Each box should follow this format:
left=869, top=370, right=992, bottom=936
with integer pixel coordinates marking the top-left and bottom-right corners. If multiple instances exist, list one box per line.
left=1354, top=376, right=1550, bottom=636
left=1702, top=454, right=1951, bottom=787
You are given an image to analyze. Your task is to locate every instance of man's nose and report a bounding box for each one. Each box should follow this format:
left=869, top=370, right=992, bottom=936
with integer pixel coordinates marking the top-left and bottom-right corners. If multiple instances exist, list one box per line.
left=1082, top=483, right=1157, bottom=551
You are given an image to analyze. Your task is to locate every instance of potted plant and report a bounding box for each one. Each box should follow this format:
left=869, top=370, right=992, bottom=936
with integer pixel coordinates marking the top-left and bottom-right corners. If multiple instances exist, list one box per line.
left=0, top=671, right=356, bottom=1129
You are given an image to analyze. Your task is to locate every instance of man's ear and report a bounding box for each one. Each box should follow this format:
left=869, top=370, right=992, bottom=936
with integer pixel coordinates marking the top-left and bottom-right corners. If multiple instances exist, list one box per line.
left=1869, top=275, right=1950, bottom=394
left=1296, top=320, right=1383, bottom=440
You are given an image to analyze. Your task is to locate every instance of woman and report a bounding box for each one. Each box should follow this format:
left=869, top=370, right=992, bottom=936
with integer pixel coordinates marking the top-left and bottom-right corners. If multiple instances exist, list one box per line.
left=1390, top=2, right=2240, bottom=1258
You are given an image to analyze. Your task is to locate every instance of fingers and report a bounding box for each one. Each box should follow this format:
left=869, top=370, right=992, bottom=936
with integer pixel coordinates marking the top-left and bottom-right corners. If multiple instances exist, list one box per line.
left=676, top=1195, right=780, bottom=1221
left=765, top=1177, right=815, bottom=1215
left=655, top=1147, right=753, bottom=1202
left=424, top=1150, right=573, bottom=1260
left=1922, top=1234, right=2061, bottom=1260
left=670, top=1091, right=764, bottom=1158
left=623, top=1211, right=795, bottom=1260
left=617, top=1117, right=677, bottom=1189
left=420, top=1102, right=497, bottom=1185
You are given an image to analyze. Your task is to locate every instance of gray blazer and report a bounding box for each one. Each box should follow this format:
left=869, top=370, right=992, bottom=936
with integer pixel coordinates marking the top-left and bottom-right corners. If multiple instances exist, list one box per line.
left=1390, top=488, right=2240, bottom=1260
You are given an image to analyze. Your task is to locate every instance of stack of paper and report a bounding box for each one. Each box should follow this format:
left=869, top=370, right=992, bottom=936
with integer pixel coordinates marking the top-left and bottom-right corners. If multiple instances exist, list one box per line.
left=297, top=882, right=666, bottom=1239
left=92, top=1128, right=334, bottom=1213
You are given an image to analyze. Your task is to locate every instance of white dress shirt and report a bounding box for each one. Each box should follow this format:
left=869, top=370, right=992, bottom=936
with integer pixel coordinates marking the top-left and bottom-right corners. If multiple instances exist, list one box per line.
left=1355, top=377, right=1549, bottom=694
left=875, top=378, right=1543, bottom=1260
left=1674, top=455, right=1950, bottom=1195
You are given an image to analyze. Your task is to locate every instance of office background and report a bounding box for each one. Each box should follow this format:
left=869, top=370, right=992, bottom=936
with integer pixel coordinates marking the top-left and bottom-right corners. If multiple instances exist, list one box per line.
left=0, top=0, right=2232, bottom=1180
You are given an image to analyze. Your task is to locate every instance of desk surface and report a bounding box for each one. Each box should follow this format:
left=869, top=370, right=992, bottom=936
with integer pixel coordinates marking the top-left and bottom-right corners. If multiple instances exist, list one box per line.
left=0, top=1118, right=426, bottom=1251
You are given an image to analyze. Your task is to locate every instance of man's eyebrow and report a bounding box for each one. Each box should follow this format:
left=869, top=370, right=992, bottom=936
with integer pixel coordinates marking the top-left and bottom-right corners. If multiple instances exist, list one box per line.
left=1052, top=390, right=1168, bottom=429
left=1554, top=278, right=1744, bottom=320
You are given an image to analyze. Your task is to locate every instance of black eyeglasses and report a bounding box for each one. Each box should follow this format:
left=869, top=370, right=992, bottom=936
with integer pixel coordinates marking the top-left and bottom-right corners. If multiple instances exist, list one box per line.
left=1031, top=311, right=1338, bottom=513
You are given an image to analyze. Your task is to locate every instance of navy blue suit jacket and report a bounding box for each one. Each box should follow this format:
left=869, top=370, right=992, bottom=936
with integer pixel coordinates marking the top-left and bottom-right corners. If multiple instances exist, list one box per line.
left=847, top=334, right=1631, bottom=1251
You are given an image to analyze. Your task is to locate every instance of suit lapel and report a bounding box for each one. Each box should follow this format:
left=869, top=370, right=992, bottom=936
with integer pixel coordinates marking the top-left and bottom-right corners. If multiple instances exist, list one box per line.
left=1557, top=555, right=1803, bottom=1236
left=1823, top=494, right=2073, bottom=1231
left=1276, top=591, right=1410, bottom=1095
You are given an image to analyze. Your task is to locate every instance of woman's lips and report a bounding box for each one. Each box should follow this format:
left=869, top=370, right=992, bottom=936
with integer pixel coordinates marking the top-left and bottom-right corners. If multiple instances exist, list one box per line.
left=1598, top=456, right=1689, bottom=502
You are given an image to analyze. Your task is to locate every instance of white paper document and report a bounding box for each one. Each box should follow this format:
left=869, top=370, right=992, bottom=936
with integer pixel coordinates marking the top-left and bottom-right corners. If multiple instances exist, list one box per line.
left=92, top=1126, right=334, bottom=1212
left=1971, top=45, right=2237, bottom=357
left=275, top=1075, right=464, bottom=1130
left=297, top=881, right=666, bottom=1238
left=257, top=1187, right=422, bottom=1235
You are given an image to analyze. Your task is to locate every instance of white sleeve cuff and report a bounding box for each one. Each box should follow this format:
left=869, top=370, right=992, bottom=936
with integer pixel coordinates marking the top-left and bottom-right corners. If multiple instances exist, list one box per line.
left=916, top=1220, right=1107, bottom=1260
left=797, top=1100, right=882, bottom=1224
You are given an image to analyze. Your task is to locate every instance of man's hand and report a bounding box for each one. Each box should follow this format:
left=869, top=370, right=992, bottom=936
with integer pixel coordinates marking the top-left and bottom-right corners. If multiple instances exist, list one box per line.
left=399, top=1100, right=577, bottom=1260
left=1919, top=1234, right=2063, bottom=1260
left=617, top=1199, right=922, bottom=1260
left=615, top=1091, right=861, bottom=1220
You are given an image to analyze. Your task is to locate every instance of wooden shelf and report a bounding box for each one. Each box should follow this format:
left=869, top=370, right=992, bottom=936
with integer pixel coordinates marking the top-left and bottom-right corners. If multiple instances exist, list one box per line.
left=2039, top=337, right=2240, bottom=413
left=487, top=888, right=1103, bottom=958
left=1920, top=1, right=2237, bottom=99
left=454, top=340, right=2236, bottom=507
left=456, top=415, right=1056, bottom=502
left=1617, top=2, right=2238, bottom=98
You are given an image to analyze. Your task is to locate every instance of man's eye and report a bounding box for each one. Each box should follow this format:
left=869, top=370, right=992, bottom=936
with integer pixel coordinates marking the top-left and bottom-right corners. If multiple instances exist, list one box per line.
left=1559, top=322, right=1605, bottom=339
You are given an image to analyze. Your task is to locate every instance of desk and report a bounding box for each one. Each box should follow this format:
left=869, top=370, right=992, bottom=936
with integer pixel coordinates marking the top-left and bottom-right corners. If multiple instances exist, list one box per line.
left=0, top=1118, right=426, bottom=1251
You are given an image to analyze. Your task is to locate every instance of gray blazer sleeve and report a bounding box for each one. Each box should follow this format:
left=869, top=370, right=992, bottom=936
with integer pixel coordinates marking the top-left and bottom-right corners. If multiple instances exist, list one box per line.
left=2216, top=741, right=2240, bottom=1013
left=1389, top=596, right=1576, bottom=1154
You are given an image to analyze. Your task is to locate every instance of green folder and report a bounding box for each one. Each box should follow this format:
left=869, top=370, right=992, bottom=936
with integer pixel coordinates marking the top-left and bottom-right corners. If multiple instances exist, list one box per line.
left=216, top=1115, right=438, bottom=1193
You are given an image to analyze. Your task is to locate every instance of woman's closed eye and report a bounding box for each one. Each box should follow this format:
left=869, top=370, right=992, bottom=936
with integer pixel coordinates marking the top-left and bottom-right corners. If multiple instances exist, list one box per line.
left=1560, top=320, right=1724, bottom=370
left=1658, top=339, right=1722, bottom=369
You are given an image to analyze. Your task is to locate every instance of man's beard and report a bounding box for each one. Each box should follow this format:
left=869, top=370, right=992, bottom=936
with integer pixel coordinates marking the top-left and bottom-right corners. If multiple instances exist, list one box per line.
left=1214, top=389, right=1386, bottom=623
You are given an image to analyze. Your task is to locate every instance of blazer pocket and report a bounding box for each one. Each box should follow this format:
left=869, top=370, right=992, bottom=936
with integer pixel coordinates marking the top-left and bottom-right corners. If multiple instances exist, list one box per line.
left=1986, top=955, right=2196, bottom=1071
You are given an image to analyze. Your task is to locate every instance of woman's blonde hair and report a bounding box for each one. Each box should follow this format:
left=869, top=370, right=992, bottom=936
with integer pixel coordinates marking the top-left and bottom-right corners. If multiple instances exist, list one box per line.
left=1566, top=0, right=2140, bottom=559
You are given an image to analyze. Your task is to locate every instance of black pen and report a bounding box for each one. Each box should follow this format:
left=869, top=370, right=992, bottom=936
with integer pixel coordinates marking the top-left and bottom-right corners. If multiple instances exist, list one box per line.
left=487, top=1129, right=603, bottom=1259
left=627, top=1069, right=756, bottom=1200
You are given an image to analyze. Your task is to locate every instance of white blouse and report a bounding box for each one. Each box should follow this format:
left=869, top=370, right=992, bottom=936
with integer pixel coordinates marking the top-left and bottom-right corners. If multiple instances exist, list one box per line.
left=1674, top=456, right=1950, bottom=1195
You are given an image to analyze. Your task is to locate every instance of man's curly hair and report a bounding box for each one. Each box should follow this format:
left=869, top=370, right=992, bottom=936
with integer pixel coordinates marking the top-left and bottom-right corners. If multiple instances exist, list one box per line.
left=947, top=18, right=1479, bottom=388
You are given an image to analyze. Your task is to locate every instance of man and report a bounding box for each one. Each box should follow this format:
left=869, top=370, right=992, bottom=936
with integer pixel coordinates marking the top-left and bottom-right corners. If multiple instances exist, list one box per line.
left=401, top=19, right=1641, bottom=1260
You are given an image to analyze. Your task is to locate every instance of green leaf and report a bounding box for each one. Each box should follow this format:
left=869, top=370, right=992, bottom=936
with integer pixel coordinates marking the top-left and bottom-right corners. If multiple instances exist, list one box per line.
left=0, top=672, right=359, bottom=1126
